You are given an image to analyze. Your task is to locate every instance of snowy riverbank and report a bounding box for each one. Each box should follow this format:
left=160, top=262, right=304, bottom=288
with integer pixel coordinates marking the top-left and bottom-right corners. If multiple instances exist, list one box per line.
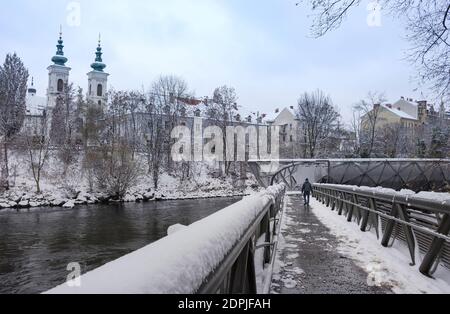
left=0, top=153, right=262, bottom=211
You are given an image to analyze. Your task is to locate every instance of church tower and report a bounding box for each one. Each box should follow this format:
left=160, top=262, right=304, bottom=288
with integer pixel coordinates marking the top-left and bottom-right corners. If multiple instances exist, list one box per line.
left=47, top=27, right=71, bottom=109
left=87, top=35, right=109, bottom=108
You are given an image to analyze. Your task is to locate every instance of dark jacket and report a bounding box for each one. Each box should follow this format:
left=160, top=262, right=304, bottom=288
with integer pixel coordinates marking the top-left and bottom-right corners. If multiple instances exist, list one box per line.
left=302, top=181, right=312, bottom=194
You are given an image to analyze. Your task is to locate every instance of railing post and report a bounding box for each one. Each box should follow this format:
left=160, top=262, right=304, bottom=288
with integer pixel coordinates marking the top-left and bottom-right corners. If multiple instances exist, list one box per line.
left=360, top=198, right=374, bottom=231
left=331, top=190, right=337, bottom=211
left=381, top=204, right=399, bottom=247
left=419, top=214, right=450, bottom=277
left=347, top=194, right=359, bottom=222
left=229, top=240, right=257, bottom=294
left=338, top=191, right=344, bottom=216
left=397, top=204, right=416, bottom=266
left=263, top=211, right=271, bottom=264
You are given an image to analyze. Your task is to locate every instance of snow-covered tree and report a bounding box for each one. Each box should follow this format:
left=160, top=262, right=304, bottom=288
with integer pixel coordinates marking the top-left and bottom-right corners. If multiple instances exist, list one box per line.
left=206, top=85, right=239, bottom=175
left=151, top=75, right=190, bottom=173
left=0, top=53, right=28, bottom=190
left=296, top=90, right=340, bottom=158
left=22, top=113, right=52, bottom=194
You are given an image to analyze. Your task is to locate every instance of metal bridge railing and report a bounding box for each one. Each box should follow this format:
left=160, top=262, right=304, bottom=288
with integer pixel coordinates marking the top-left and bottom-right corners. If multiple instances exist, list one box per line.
left=198, top=184, right=286, bottom=294
left=313, top=184, right=450, bottom=278
left=46, top=184, right=286, bottom=294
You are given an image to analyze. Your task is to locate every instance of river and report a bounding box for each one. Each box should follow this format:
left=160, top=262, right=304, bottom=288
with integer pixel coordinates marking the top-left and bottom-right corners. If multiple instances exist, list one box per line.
left=0, top=197, right=242, bottom=294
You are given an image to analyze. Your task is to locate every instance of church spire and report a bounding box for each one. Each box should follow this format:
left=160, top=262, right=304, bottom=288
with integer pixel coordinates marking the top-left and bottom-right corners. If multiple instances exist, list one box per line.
left=52, top=25, right=68, bottom=66
left=28, top=77, right=37, bottom=94
left=91, top=33, right=106, bottom=72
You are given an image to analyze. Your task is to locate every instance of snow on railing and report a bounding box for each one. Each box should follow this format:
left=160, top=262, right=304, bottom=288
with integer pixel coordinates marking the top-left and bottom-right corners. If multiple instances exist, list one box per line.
left=45, top=184, right=286, bottom=294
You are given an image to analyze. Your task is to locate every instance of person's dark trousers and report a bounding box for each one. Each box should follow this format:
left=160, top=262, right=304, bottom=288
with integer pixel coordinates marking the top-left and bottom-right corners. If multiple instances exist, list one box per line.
left=303, top=193, right=310, bottom=205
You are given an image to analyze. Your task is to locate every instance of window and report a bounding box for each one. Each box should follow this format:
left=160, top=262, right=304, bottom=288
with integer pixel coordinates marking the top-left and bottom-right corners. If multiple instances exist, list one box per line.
left=57, top=79, right=64, bottom=92
left=89, top=84, right=92, bottom=95
left=97, top=84, right=103, bottom=97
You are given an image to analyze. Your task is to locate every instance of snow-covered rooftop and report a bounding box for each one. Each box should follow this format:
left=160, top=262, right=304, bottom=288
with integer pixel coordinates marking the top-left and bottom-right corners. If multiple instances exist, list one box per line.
left=382, top=104, right=417, bottom=120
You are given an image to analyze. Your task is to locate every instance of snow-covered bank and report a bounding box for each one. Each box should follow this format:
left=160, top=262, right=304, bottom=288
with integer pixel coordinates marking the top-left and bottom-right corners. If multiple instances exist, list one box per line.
left=0, top=153, right=261, bottom=211
left=0, top=176, right=259, bottom=211
left=310, top=198, right=450, bottom=294
left=45, top=185, right=285, bottom=294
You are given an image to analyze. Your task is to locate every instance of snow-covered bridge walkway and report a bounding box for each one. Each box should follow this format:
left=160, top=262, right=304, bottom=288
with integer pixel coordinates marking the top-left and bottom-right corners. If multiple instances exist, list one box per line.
left=272, top=194, right=450, bottom=294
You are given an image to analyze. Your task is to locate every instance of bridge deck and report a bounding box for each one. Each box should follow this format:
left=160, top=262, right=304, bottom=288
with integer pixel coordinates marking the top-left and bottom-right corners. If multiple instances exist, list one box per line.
left=271, top=195, right=392, bottom=294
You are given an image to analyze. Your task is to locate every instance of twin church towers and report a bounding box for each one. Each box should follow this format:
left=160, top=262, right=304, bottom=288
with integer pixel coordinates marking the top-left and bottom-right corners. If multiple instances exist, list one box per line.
left=46, top=29, right=109, bottom=109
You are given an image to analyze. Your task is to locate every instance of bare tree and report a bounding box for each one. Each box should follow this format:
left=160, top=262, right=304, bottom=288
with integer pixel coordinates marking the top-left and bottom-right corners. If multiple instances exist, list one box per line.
left=355, top=92, right=386, bottom=157
left=50, top=83, right=79, bottom=175
left=94, top=141, right=139, bottom=200
left=296, top=90, right=340, bottom=158
left=0, top=53, right=28, bottom=190
left=144, top=92, right=165, bottom=189
left=22, top=113, right=52, bottom=194
left=299, top=0, right=450, bottom=101
left=351, top=107, right=363, bottom=156
left=151, top=75, right=190, bottom=173
left=206, top=85, right=239, bottom=175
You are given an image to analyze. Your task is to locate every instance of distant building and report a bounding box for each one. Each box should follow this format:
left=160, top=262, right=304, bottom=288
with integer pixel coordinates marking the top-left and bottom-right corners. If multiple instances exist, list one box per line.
left=266, top=106, right=303, bottom=158
left=22, top=30, right=109, bottom=134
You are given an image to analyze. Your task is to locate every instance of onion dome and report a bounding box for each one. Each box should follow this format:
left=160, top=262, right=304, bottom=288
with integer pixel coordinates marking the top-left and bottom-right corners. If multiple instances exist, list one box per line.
left=51, top=27, right=68, bottom=66
left=90, top=34, right=106, bottom=72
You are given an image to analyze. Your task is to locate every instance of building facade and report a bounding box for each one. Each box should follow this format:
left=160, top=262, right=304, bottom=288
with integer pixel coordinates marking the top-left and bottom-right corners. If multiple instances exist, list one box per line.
left=23, top=31, right=109, bottom=133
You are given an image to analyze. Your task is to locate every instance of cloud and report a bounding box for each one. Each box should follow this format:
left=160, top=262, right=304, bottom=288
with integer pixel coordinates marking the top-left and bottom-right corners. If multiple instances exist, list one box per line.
left=0, top=0, right=427, bottom=124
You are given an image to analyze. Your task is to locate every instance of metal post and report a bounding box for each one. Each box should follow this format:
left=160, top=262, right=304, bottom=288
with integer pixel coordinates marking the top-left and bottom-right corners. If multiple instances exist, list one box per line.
left=338, top=191, right=344, bottom=216
left=347, top=194, right=359, bottom=222
left=397, top=204, right=416, bottom=266
left=360, top=198, right=374, bottom=232
left=419, top=214, right=450, bottom=277
left=381, top=204, right=399, bottom=247
left=331, top=190, right=337, bottom=211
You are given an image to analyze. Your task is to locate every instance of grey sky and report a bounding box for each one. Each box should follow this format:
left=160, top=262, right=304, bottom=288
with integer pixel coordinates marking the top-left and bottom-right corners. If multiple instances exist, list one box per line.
left=0, top=0, right=429, bottom=124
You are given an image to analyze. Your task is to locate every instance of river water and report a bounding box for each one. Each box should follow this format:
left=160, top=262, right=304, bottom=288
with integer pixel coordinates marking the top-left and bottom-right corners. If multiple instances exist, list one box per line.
left=0, top=197, right=241, bottom=294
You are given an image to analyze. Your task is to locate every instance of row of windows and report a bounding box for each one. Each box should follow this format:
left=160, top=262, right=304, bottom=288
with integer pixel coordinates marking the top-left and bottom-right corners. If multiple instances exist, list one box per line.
left=57, top=79, right=104, bottom=97
left=89, top=83, right=103, bottom=97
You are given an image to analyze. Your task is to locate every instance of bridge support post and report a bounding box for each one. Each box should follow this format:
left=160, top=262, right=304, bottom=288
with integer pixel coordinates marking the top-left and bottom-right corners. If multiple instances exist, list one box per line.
left=419, top=214, right=450, bottom=277
left=397, top=204, right=416, bottom=266
left=337, top=192, right=344, bottom=216
left=331, top=190, right=337, bottom=211
left=229, top=240, right=257, bottom=294
left=360, top=198, right=374, bottom=232
left=347, top=195, right=359, bottom=222
left=381, top=205, right=399, bottom=247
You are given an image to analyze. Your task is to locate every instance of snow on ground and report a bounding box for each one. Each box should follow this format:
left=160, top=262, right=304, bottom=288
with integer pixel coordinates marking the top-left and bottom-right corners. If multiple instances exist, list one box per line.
left=45, top=185, right=285, bottom=294
left=0, top=152, right=261, bottom=211
left=271, top=196, right=305, bottom=293
left=310, top=198, right=450, bottom=294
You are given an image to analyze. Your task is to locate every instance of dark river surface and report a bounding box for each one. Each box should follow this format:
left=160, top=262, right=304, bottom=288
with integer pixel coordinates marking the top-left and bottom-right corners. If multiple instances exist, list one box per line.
left=0, top=197, right=242, bottom=294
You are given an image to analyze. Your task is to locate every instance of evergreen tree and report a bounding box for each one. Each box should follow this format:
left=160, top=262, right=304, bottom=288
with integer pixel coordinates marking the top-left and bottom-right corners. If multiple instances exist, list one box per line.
left=0, top=53, right=29, bottom=189
left=416, top=139, right=427, bottom=158
left=429, top=127, right=448, bottom=158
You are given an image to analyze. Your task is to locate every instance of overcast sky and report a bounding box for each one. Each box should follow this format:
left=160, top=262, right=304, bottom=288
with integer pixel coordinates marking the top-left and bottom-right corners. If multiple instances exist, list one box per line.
left=0, top=0, right=429, bottom=124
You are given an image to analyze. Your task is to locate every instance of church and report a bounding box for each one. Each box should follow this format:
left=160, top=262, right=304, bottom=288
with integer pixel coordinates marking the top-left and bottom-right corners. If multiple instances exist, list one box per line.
left=23, top=30, right=109, bottom=134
